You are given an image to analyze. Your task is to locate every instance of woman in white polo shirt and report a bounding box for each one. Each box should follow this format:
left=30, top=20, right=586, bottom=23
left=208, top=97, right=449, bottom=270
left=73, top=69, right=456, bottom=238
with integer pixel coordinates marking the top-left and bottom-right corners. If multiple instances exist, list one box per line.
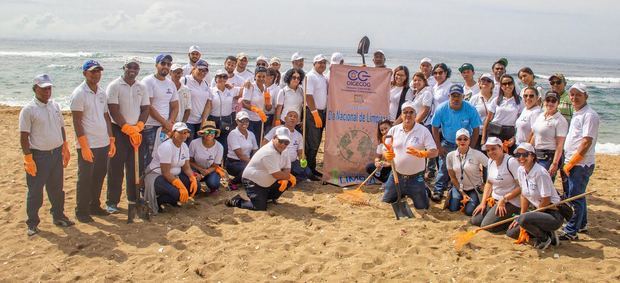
left=209, top=70, right=241, bottom=157
left=189, top=121, right=225, bottom=194
left=242, top=66, right=270, bottom=142
left=275, top=68, right=305, bottom=127
left=226, top=111, right=258, bottom=188
left=471, top=137, right=522, bottom=232
left=530, top=91, right=568, bottom=180
left=482, top=74, right=524, bottom=152
left=514, top=87, right=542, bottom=146
left=469, top=73, right=496, bottom=150
left=388, top=66, right=413, bottom=123
left=506, top=143, right=562, bottom=250
left=517, top=67, right=544, bottom=99
left=265, top=67, right=281, bottom=131
left=446, top=129, right=488, bottom=215
left=410, top=72, right=433, bottom=128
left=431, top=63, right=453, bottom=109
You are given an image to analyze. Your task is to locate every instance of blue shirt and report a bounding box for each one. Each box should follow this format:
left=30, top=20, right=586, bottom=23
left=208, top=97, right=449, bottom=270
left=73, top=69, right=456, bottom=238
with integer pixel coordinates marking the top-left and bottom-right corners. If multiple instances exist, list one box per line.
left=431, top=101, right=482, bottom=144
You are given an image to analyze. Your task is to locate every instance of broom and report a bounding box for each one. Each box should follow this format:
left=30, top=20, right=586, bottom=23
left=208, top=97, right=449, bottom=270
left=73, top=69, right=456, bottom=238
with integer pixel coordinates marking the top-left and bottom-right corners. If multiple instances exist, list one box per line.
left=337, top=167, right=379, bottom=206
left=453, top=191, right=594, bottom=251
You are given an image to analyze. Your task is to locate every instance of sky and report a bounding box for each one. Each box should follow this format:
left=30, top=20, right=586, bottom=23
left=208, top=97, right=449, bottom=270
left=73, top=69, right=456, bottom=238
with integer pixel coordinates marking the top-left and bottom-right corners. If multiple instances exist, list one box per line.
left=1, top=0, right=619, bottom=59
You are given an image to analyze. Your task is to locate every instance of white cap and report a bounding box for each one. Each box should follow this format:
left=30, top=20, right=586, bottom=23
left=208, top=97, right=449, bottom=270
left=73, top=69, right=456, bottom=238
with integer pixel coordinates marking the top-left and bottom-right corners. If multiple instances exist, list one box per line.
left=256, top=55, right=268, bottom=63
left=291, top=52, right=304, bottom=61
left=420, top=57, right=432, bottom=65
left=188, top=45, right=201, bottom=53
left=236, top=52, right=248, bottom=60
left=172, top=122, right=190, bottom=132
left=214, top=69, right=227, bottom=76
left=482, top=137, right=503, bottom=150
left=330, top=52, right=344, bottom=64
left=455, top=128, right=470, bottom=139
left=283, top=107, right=300, bottom=118
left=124, top=57, right=141, bottom=66
left=400, top=101, right=416, bottom=111
left=236, top=111, right=250, bottom=121
left=374, top=50, right=385, bottom=56
left=170, top=63, right=184, bottom=71
left=514, top=143, right=535, bottom=154
left=480, top=73, right=494, bottom=81
left=274, top=127, right=291, bottom=142
left=313, top=54, right=328, bottom=63
left=569, top=82, right=587, bottom=94
left=33, top=74, right=53, bottom=87
left=269, top=57, right=281, bottom=64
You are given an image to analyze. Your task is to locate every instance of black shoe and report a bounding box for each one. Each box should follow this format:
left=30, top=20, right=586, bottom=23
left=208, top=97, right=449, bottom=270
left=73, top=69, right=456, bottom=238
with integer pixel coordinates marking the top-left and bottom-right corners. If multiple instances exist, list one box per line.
left=308, top=174, right=321, bottom=181
left=559, top=231, right=578, bottom=241
left=76, top=215, right=94, bottom=223
left=549, top=231, right=560, bottom=247
left=53, top=216, right=75, bottom=227
left=226, top=194, right=243, bottom=207
left=430, top=192, right=443, bottom=203
left=27, top=226, right=40, bottom=236
left=90, top=207, right=110, bottom=216
left=311, top=170, right=323, bottom=177
left=535, top=236, right=552, bottom=250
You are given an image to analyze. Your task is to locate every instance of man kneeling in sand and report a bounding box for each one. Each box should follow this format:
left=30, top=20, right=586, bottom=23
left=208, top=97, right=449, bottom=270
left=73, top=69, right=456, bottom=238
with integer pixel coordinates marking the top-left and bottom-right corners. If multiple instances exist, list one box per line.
left=226, top=127, right=297, bottom=210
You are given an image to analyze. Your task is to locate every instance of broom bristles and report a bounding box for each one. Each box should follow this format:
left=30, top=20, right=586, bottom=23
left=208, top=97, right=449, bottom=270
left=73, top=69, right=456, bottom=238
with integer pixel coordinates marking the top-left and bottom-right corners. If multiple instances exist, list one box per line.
left=454, top=230, right=478, bottom=251
left=337, top=188, right=371, bottom=206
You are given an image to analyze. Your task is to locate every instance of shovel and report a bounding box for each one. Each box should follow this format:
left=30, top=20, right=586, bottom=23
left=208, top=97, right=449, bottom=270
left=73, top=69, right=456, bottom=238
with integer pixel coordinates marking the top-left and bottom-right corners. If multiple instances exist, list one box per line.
left=357, top=36, right=370, bottom=66
left=128, top=144, right=152, bottom=223
left=383, top=135, right=414, bottom=220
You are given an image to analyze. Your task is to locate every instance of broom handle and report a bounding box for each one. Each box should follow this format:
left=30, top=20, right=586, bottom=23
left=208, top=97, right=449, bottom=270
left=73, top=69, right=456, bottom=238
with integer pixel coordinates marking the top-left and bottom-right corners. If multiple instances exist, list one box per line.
left=301, top=76, right=308, bottom=160
left=475, top=191, right=595, bottom=232
left=355, top=167, right=379, bottom=189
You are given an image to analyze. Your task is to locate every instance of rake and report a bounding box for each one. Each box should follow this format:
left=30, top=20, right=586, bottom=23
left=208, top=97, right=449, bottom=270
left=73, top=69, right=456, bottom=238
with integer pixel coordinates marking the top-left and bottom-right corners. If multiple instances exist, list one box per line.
left=337, top=167, right=379, bottom=206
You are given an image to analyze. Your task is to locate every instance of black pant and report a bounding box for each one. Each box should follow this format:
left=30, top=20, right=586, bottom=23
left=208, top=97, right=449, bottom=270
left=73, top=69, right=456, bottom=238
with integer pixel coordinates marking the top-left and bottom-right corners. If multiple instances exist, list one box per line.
left=365, top=162, right=391, bottom=183
left=107, top=124, right=145, bottom=206
left=237, top=179, right=290, bottom=211
left=304, top=108, right=326, bottom=173
left=76, top=146, right=109, bottom=216
left=506, top=210, right=564, bottom=240
left=26, top=147, right=65, bottom=227
left=208, top=114, right=234, bottom=159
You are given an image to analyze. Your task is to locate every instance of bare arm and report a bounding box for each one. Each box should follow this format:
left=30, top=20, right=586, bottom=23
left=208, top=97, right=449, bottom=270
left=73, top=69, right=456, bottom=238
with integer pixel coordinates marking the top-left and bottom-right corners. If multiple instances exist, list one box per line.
left=20, top=132, right=31, bottom=155
left=108, top=104, right=126, bottom=126
left=415, top=106, right=430, bottom=124
left=104, top=112, right=113, bottom=137
left=159, top=163, right=177, bottom=183
left=471, top=127, right=480, bottom=148
left=482, top=112, right=494, bottom=143
left=233, top=148, right=251, bottom=162
left=168, top=100, right=179, bottom=126
left=72, top=111, right=86, bottom=137
left=201, top=100, right=212, bottom=123
left=138, top=105, right=149, bottom=124
left=271, top=168, right=291, bottom=180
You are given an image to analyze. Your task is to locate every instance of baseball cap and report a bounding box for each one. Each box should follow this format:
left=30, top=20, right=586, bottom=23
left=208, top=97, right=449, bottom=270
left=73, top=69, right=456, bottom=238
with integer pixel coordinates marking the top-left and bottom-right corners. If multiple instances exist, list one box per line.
left=236, top=111, right=250, bottom=121
left=330, top=52, right=344, bottom=64
left=82, top=60, right=103, bottom=71
left=236, top=52, right=248, bottom=60
left=214, top=69, right=228, bottom=77
left=569, top=82, right=587, bottom=93
left=313, top=54, right=328, bottom=63
left=401, top=101, right=416, bottom=111
left=449, top=84, right=464, bottom=95
left=33, top=74, right=53, bottom=87
left=195, top=59, right=209, bottom=70
left=256, top=55, right=268, bottom=63
left=544, top=91, right=559, bottom=100
left=514, top=142, right=535, bottom=154
left=458, top=63, right=474, bottom=73
left=480, top=73, right=494, bottom=82
left=495, top=57, right=508, bottom=67
left=374, top=50, right=385, bottom=56
left=549, top=73, right=566, bottom=84
left=420, top=57, right=432, bottom=65
left=291, top=52, right=304, bottom=61
left=455, top=128, right=470, bottom=139
left=124, top=57, right=141, bottom=66
left=283, top=107, right=300, bottom=118
left=188, top=45, right=201, bottom=53
left=172, top=122, right=190, bottom=132
left=274, top=127, right=291, bottom=142
left=269, top=57, right=281, bottom=65
left=170, top=63, right=184, bottom=71
left=482, top=137, right=503, bottom=151
left=155, top=54, right=173, bottom=64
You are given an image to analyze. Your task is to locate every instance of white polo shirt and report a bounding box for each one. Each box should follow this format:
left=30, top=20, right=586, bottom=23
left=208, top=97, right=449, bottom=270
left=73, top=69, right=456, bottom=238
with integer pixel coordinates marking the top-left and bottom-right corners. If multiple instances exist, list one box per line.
left=189, top=139, right=224, bottom=168
left=234, top=69, right=254, bottom=82
left=412, top=87, right=433, bottom=126
left=142, top=74, right=179, bottom=126
left=518, top=163, right=561, bottom=208
left=514, top=106, right=541, bottom=145
left=426, top=76, right=437, bottom=88
left=386, top=123, right=437, bottom=175
left=175, top=85, right=192, bottom=122
left=106, top=77, right=149, bottom=125
left=242, top=142, right=291, bottom=188
left=211, top=86, right=239, bottom=117
left=265, top=84, right=280, bottom=115
left=469, top=93, right=496, bottom=130
left=70, top=81, right=110, bottom=149
left=432, top=80, right=453, bottom=107
left=19, top=98, right=64, bottom=151
left=242, top=82, right=267, bottom=122
left=531, top=111, right=568, bottom=151
left=183, top=75, right=212, bottom=124
left=148, top=138, right=189, bottom=176
left=276, top=85, right=304, bottom=117
left=306, top=69, right=329, bottom=110
left=487, top=155, right=521, bottom=207
left=264, top=125, right=303, bottom=161
left=564, top=104, right=599, bottom=166
left=489, top=96, right=524, bottom=126
left=389, top=86, right=413, bottom=121
left=227, top=127, right=258, bottom=160
left=446, top=148, right=488, bottom=191
left=463, top=83, right=480, bottom=100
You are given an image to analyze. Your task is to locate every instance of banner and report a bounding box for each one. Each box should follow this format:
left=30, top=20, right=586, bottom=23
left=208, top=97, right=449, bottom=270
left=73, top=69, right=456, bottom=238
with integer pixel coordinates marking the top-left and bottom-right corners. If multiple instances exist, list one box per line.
left=323, top=64, right=391, bottom=186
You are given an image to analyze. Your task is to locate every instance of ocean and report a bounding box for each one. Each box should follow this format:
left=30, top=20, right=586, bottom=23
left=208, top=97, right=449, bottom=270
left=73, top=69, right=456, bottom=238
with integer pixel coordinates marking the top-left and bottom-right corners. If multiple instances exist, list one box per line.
left=1, top=38, right=618, bottom=154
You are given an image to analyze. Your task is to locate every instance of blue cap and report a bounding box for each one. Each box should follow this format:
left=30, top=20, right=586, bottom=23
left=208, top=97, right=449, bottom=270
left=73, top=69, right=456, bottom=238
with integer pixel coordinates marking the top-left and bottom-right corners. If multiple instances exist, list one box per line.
left=82, top=60, right=103, bottom=71
left=195, top=59, right=209, bottom=69
left=449, top=84, right=464, bottom=95
left=155, top=54, right=173, bottom=64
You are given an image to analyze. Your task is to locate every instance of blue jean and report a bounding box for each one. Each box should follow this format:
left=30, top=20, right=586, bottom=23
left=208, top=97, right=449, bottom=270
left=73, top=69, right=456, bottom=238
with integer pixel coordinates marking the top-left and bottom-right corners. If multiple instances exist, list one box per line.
left=154, top=172, right=197, bottom=206
left=143, top=126, right=160, bottom=169
left=382, top=172, right=429, bottom=209
left=563, top=164, right=594, bottom=235
left=201, top=171, right=221, bottom=192
left=291, top=160, right=312, bottom=181
left=536, top=151, right=561, bottom=182
left=236, top=179, right=289, bottom=211
left=434, top=140, right=457, bottom=195
left=447, top=188, right=480, bottom=216
left=226, top=158, right=248, bottom=184
left=26, top=147, right=65, bottom=227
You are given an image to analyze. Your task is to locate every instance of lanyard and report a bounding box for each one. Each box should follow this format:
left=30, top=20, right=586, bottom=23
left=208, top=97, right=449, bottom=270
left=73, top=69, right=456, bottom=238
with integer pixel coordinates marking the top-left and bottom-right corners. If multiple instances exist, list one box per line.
left=457, top=148, right=470, bottom=190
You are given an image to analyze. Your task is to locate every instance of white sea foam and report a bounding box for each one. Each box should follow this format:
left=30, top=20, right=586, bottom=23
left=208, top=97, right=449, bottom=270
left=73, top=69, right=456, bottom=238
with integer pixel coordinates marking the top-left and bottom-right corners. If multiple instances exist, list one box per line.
left=538, top=74, right=620, bottom=84
left=0, top=51, right=107, bottom=58
left=596, top=143, right=620, bottom=155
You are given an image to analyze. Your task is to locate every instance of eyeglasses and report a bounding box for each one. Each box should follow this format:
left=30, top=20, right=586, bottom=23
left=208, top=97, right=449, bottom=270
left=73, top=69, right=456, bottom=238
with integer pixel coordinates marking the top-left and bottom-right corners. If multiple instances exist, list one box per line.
left=238, top=119, right=250, bottom=124
left=545, top=98, right=558, bottom=103
left=456, top=137, right=469, bottom=141
left=402, top=110, right=415, bottom=115
left=159, top=62, right=172, bottom=67
left=257, top=63, right=267, bottom=67
left=549, top=80, right=563, bottom=86
left=433, top=71, right=445, bottom=75
left=278, top=139, right=290, bottom=146
left=291, top=75, right=301, bottom=81
left=198, top=68, right=208, bottom=73
left=514, top=152, right=532, bottom=158
left=523, top=94, right=536, bottom=98
left=501, top=81, right=514, bottom=86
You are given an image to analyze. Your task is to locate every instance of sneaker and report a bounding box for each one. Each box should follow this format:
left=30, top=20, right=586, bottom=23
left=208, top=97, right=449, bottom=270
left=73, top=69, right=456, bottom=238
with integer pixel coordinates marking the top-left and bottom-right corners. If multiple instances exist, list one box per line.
left=578, top=226, right=588, bottom=234
left=549, top=231, right=560, bottom=247
left=105, top=204, right=120, bottom=214
left=559, top=231, right=578, bottom=241
left=76, top=214, right=94, bottom=223
left=53, top=216, right=75, bottom=227
left=535, top=236, right=552, bottom=250
left=225, top=194, right=242, bottom=207
left=27, top=226, right=40, bottom=236
left=90, top=207, right=110, bottom=216
left=430, top=192, right=443, bottom=203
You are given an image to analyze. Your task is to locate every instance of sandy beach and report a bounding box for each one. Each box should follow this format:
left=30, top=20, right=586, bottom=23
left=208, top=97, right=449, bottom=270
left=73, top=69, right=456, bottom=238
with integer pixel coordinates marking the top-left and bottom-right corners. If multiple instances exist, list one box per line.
left=0, top=104, right=618, bottom=282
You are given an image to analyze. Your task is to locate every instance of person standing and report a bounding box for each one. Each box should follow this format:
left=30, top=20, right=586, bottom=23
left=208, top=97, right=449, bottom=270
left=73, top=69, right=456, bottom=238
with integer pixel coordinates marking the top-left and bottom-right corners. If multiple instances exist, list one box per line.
left=235, top=53, right=254, bottom=82
left=548, top=73, right=573, bottom=122
left=491, top=58, right=507, bottom=96
left=431, top=63, right=453, bottom=110
left=419, top=58, right=437, bottom=88
left=182, top=45, right=202, bottom=76
left=241, top=67, right=270, bottom=142
left=514, top=87, right=542, bottom=146
left=388, top=66, right=413, bottom=123
left=275, top=68, right=305, bottom=126
left=170, top=64, right=192, bottom=123
left=305, top=54, right=329, bottom=178
left=210, top=69, right=241, bottom=157
left=269, top=57, right=282, bottom=72
left=105, top=58, right=150, bottom=214
left=468, top=73, right=496, bottom=150
left=20, top=74, right=74, bottom=235
left=458, top=63, right=479, bottom=100
left=183, top=59, right=212, bottom=141
left=373, top=50, right=386, bottom=68
left=530, top=91, right=568, bottom=181
left=70, top=60, right=115, bottom=223
left=291, top=52, right=305, bottom=70
left=560, top=83, right=599, bottom=240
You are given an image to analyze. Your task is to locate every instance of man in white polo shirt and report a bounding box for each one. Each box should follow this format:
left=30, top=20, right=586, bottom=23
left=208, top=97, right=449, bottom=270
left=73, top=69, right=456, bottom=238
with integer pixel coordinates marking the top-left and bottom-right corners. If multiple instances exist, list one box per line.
left=170, top=63, right=192, bottom=123
left=226, top=127, right=296, bottom=211
left=70, top=60, right=115, bottom=223
left=291, top=52, right=304, bottom=70
left=269, top=57, right=281, bottom=72
left=183, top=59, right=212, bottom=141
left=305, top=54, right=329, bottom=178
left=19, top=74, right=74, bottom=235
left=560, top=82, right=600, bottom=240
left=373, top=50, right=386, bottom=68
left=141, top=54, right=179, bottom=168
left=234, top=53, right=254, bottom=82
left=105, top=58, right=150, bottom=214
left=382, top=101, right=438, bottom=209
left=182, top=45, right=202, bottom=76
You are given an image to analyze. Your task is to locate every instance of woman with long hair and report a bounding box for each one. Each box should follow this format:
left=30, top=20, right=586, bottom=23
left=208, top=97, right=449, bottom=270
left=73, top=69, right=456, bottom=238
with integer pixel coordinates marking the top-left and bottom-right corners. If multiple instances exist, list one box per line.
left=388, top=66, right=413, bottom=123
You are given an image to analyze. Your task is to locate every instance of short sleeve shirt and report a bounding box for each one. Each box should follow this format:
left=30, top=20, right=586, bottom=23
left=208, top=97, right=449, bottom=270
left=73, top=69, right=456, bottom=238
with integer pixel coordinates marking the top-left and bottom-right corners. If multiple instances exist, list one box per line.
left=234, top=69, right=254, bottom=82
left=210, top=86, right=239, bottom=117
left=468, top=93, right=496, bottom=129
left=489, top=96, right=525, bottom=126
left=431, top=101, right=482, bottom=144
left=463, top=83, right=480, bottom=101
left=70, top=81, right=110, bottom=149
left=264, top=125, right=303, bottom=161
left=19, top=98, right=64, bottom=150
left=487, top=155, right=521, bottom=207
left=175, top=85, right=192, bottom=122
left=242, top=142, right=291, bottom=187
left=265, top=84, right=280, bottom=115
left=227, top=127, right=258, bottom=160
left=531, top=111, right=568, bottom=151
left=564, top=104, right=599, bottom=166
left=242, top=82, right=267, bottom=122
left=386, top=123, right=437, bottom=175
left=389, top=86, right=413, bottom=121
left=149, top=139, right=189, bottom=176
left=518, top=163, right=561, bottom=208
left=142, top=75, right=179, bottom=126
left=411, top=87, right=433, bottom=125
left=514, top=106, right=541, bottom=145
left=276, top=86, right=304, bottom=117
left=432, top=80, right=453, bottom=107
left=189, top=139, right=224, bottom=168
left=306, top=69, right=329, bottom=110
left=446, top=148, right=488, bottom=191
left=106, top=77, right=149, bottom=125
left=183, top=75, right=212, bottom=124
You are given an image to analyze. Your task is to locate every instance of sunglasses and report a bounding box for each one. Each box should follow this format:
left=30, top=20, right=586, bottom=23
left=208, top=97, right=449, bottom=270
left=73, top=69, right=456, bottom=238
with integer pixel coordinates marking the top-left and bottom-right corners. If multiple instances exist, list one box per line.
left=545, top=98, right=558, bottom=103
left=433, top=71, right=445, bottom=75
left=257, top=63, right=267, bottom=67
left=204, top=129, right=217, bottom=135
left=549, top=80, right=563, bottom=86
left=402, top=110, right=415, bottom=115
left=457, top=137, right=469, bottom=141
left=291, top=75, right=301, bottom=81
left=501, top=81, right=514, bottom=86
left=238, top=119, right=250, bottom=123
left=278, top=139, right=290, bottom=146
left=523, top=94, right=537, bottom=98
left=514, top=152, right=532, bottom=158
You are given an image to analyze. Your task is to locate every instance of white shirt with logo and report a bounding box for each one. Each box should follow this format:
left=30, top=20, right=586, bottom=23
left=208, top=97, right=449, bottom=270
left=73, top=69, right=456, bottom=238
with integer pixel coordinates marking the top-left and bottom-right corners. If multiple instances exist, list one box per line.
left=306, top=69, right=329, bottom=110
left=487, top=155, right=521, bottom=207
left=183, top=75, right=212, bottom=124
left=242, top=142, right=291, bottom=188
left=514, top=106, right=541, bottom=145
left=227, top=128, right=258, bottom=160
left=531, top=111, right=568, bottom=151
left=564, top=104, right=599, bottom=166
left=19, top=98, right=65, bottom=151
left=106, top=77, right=149, bottom=125
left=70, top=81, right=110, bottom=148
left=142, top=74, right=179, bottom=126
left=149, top=138, right=189, bottom=176
left=386, top=123, right=437, bottom=175
left=189, top=139, right=224, bottom=168
left=389, top=86, right=413, bottom=121
left=518, top=163, right=561, bottom=208
left=264, top=125, right=303, bottom=161
left=446, top=148, right=488, bottom=191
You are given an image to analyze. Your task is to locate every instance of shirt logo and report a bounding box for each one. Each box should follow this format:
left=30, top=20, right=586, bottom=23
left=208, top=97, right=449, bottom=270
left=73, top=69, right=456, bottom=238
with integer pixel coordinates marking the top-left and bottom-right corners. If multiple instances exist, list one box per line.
left=166, top=88, right=173, bottom=95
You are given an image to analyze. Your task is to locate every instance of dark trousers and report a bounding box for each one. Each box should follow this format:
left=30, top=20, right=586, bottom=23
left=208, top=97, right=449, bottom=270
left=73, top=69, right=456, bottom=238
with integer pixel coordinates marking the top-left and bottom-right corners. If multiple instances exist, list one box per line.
left=365, top=162, right=391, bottom=183
left=76, top=146, right=109, bottom=216
left=226, top=158, right=248, bottom=184
left=564, top=165, right=594, bottom=235
left=506, top=210, right=564, bottom=240
left=107, top=124, right=145, bottom=206
left=237, top=179, right=290, bottom=211
left=201, top=172, right=221, bottom=192
left=382, top=171, right=429, bottom=209
left=264, top=114, right=275, bottom=136
left=535, top=150, right=560, bottom=182
left=248, top=120, right=263, bottom=144
left=291, top=160, right=312, bottom=181
left=208, top=114, right=234, bottom=159
left=471, top=201, right=520, bottom=232
left=26, top=147, right=65, bottom=227
left=186, top=123, right=202, bottom=145
left=154, top=172, right=196, bottom=205
left=143, top=126, right=160, bottom=169
left=304, top=108, right=326, bottom=173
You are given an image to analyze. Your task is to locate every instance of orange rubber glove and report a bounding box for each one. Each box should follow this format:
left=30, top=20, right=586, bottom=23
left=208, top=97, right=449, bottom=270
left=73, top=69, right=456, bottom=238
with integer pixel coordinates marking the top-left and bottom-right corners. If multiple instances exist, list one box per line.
left=135, top=121, right=145, bottom=132
left=278, top=180, right=289, bottom=192
left=24, top=154, right=37, bottom=176
left=486, top=196, right=496, bottom=208
left=406, top=146, right=429, bottom=158
left=62, top=141, right=71, bottom=168
left=250, top=106, right=267, bottom=122
left=172, top=178, right=189, bottom=203
left=264, top=91, right=272, bottom=106
left=274, top=119, right=281, bottom=126
left=563, top=154, right=584, bottom=176
left=108, top=137, right=116, bottom=157
left=459, top=194, right=471, bottom=213
left=311, top=110, right=323, bottom=128
left=383, top=150, right=395, bottom=162
left=189, top=175, right=198, bottom=198
left=288, top=174, right=297, bottom=188
left=514, top=227, right=531, bottom=244
left=77, top=136, right=94, bottom=162
left=121, top=124, right=137, bottom=136
left=215, top=166, right=227, bottom=178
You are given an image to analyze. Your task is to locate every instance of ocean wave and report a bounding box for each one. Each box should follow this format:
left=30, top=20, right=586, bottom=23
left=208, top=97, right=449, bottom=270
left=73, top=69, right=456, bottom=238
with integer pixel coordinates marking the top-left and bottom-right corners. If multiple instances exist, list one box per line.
left=0, top=51, right=110, bottom=58
left=538, top=74, right=620, bottom=84
left=595, top=143, right=620, bottom=155
left=46, top=64, right=78, bottom=69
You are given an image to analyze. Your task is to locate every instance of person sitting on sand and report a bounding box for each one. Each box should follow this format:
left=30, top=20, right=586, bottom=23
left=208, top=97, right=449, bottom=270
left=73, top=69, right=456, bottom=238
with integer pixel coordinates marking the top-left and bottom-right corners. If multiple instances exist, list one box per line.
left=144, top=122, right=199, bottom=213
left=226, top=127, right=296, bottom=210
left=365, top=119, right=392, bottom=187
left=506, top=143, right=562, bottom=250
left=471, top=137, right=522, bottom=232
left=189, top=121, right=225, bottom=194
left=226, top=111, right=258, bottom=189
left=382, top=101, right=438, bottom=209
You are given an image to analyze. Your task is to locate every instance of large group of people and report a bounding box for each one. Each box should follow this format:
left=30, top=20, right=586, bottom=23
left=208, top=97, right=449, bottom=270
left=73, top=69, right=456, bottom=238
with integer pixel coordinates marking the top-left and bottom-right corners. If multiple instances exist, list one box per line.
left=19, top=47, right=599, bottom=251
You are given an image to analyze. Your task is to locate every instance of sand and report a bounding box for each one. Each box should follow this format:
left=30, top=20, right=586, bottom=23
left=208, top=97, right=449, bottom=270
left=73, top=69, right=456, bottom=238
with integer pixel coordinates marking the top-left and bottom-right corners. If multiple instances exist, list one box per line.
left=0, top=105, right=619, bottom=282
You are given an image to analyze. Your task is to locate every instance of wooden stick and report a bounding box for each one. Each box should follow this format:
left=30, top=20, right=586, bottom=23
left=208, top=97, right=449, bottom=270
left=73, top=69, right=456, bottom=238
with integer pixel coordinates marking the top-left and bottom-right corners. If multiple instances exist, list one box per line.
left=351, top=167, right=379, bottom=191
left=301, top=76, right=308, bottom=161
